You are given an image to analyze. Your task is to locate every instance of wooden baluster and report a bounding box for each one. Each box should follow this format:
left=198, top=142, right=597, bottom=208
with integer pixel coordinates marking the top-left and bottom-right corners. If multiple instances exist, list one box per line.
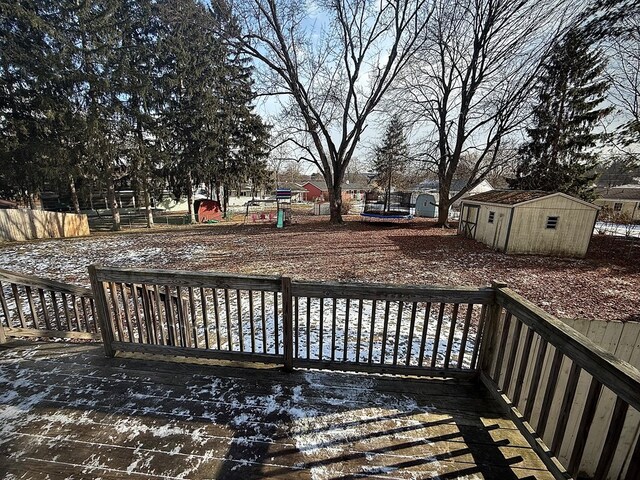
left=512, top=325, right=535, bottom=406
left=11, top=284, right=27, bottom=328
left=250, top=291, right=257, bottom=353
left=623, top=430, right=640, bottom=480
left=236, top=289, right=244, bottom=352
left=418, top=302, right=432, bottom=367
left=444, top=304, right=460, bottom=368
left=49, top=291, right=63, bottom=330
left=260, top=291, right=266, bottom=353
left=318, top=297, right=324, bottom=360
left=60, top=293, right=73, bottom=331
left=117, top=285, right=133, bottom=341
left=380, top=301, right=391, bottom=364
left=213, top=288, right=222, bottom=349
left=343, top=298, right=350, bottom=362
left=537, top=348, right=564, bottom=437
left=306, top=297, right=311, bottom=359
left=551, top=361, right=582, bottom=453
left=367, top=299, right=377, bottom=365
left=201, top=288, right=211, bottom=349
left=469, top=304, right=486, bottom=369
left=80, top=296, right=91, bottom=333
left=355, top=299, right=363, bottom=363
left=568, top=376, right=603, bottom=477
left=392, top=301, right=404, bottom=366
left=524, top=338, right=549, bottom=421
left=188, top=287, right=198, bottom=348
left=491, top=312, right=513, bottom=381
left=0, top=281, right=11, bottom=328
left=281, top=277, right=293, bottom=371
left=502, top=317, right=523, bottom=393
left=430, top=303, right=446, bottom=368
left=128, top=285, right=144, bottom=343
left=24, top=286, right=38, bottom=329
left=274, top=292, right=279, bottom=355
left=164, top=285, right=177, bottom=346
left=152, top=285, right=165, bottom=344
left=224, top=289, right=232, bottom=350
left=594, top=397, right=629, bottom=480
left=71, top=295, right=82, bottom=332
left=331, top=298, right=337, bottom=361
left=293, top=295, right=298, bottom=357
left=457, top=304, right=473, bottom=369
left=406, top=302, right=418, bottom=366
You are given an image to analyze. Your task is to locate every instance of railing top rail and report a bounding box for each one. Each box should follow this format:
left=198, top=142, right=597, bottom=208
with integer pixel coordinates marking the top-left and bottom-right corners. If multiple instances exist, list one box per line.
left=91, top=266, right=282, bottom=292
left=496, top=287, right=640, bottom=412
left=292, top=280, right=495, bottom=304
left=0, top=268, right=92, bottom=297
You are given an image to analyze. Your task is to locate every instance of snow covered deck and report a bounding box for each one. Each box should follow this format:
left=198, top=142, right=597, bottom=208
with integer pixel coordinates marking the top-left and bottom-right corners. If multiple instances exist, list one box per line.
left=0, top=341, right=554, bottom=479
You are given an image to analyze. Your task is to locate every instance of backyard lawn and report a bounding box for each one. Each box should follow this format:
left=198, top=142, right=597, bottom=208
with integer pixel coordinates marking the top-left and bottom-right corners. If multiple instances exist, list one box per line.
left=0, top=216, right=637, bottom=322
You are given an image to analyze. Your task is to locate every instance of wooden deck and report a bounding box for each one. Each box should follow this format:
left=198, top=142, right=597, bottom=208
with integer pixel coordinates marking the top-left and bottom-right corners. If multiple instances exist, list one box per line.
left=0, top=341, right=553, bottom=479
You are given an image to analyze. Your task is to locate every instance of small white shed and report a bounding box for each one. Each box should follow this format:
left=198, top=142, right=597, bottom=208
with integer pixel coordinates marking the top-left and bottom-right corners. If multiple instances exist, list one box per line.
left=458, top=190, right=600, bottom=258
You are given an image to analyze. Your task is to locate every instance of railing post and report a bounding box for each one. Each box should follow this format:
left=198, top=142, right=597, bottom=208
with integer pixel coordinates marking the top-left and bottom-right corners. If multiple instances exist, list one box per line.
left=0, top=318, right=6, bottom=344
left=88, top=265, right=116, bottom=358
left=478, top=280, right=507, bottom=373
left=281, top=276, right=294, bottom=372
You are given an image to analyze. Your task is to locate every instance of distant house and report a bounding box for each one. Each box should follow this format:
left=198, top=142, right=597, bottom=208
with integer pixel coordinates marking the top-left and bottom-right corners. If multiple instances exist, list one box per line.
left=459, top=190, right=599, bottom=258
left=302, top=181, right=369, bottom=202
left=412, top=179, right=493, bottom=207
left=594, top=185, right=640, bottom=221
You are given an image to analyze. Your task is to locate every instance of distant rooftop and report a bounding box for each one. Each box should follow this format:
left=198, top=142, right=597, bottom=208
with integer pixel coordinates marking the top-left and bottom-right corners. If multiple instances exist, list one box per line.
left=596, top=186, right=640, bottom=201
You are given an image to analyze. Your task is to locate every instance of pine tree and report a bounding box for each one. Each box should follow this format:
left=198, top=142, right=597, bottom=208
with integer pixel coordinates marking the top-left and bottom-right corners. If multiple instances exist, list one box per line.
left=373, top=115, right=409, bottom=212
left=508, top=29, right=612, bottom=201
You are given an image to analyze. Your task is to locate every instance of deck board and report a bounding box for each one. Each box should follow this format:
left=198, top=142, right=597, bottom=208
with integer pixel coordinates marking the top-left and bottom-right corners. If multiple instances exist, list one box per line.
left=0, top=341, right=554, bottom=479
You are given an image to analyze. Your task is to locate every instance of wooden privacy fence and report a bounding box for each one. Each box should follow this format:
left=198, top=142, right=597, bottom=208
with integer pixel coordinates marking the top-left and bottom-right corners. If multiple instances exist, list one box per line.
left=481, top=286, right=640, bottom=480
left=0, top=269, right=99, bottom=341
left=0, top=209, right=90, bottom=242
left=88, top=266, right=495, bottom=377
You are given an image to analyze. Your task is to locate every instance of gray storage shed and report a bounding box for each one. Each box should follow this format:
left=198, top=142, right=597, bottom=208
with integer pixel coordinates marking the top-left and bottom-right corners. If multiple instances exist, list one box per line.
left=458, top=190, right=599, bottom=258
left=415, top=194, right=437, bottom=218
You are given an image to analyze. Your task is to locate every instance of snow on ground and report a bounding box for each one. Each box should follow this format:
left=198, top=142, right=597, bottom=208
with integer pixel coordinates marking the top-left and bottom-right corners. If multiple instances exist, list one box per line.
left=594, top=221, right=640, bottom=238
left=0, top=343, right=448, bottom=479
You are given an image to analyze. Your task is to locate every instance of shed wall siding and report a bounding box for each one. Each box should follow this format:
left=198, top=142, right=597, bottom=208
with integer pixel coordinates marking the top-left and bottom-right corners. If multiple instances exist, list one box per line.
left=507, top=196, right=597, bottom=257
left=472, top=204, right=512, bottom=251
left=594, top=199, right=640, bottom=221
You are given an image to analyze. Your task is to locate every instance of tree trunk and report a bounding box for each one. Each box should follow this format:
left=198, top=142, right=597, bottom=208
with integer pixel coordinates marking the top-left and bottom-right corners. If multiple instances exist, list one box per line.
left=187, top=174, right=195, bottom=224
left=144, top=187, right=154, bottom=229
left=69, top=176, right=81, bottom=214
left=106, top=179, right=121, bottom=231
left=328, top=184, right=343, bottom=224
left=435, top=181, right=451, bottom=227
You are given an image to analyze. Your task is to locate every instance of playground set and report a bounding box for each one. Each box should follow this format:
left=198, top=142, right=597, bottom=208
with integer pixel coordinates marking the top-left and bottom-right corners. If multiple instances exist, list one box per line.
left=244, top=188, right=292, bottom=228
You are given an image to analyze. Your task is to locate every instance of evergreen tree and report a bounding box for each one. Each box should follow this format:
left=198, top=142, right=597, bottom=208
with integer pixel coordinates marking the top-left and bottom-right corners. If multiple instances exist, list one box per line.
left=508, top=29, right=612, bottom=201
left=373, top=115, right=409, bottom=212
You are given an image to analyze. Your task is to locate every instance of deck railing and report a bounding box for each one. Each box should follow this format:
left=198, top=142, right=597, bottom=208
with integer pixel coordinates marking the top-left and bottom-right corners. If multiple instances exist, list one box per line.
left=1, top=265, right=640, bottom=479
left=88, top=266, right=493, bottom=378
left=481, top=286, right=640, bottom=480
left=0, top=268, right=98, bottom=341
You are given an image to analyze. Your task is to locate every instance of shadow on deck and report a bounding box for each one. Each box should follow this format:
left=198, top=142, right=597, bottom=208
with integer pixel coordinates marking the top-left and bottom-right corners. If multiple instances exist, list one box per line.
left=0, top=341, right=552, bottom=479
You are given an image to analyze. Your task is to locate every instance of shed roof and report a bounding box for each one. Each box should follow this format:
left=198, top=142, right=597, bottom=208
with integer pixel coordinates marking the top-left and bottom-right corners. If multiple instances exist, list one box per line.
left=462, top=190, right=599, bottom=209
left=596, top=187, right=640, bottom=201
left=463, top=190, right=551, bottom=205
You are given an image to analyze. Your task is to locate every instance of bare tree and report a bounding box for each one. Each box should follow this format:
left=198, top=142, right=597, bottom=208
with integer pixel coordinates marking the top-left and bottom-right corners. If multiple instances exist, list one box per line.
left=395, top=0, right=575, bottom=226
left=607, top=12, right=640, bottom=157
left=220, top=0, right=434, bottom=223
